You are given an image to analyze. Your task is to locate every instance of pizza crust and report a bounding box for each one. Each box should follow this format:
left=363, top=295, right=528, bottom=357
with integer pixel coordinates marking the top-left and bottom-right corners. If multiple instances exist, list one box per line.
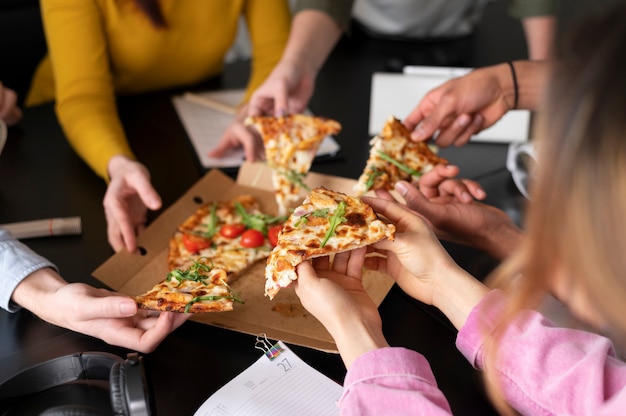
left=264, top=187, right=395, bottom=299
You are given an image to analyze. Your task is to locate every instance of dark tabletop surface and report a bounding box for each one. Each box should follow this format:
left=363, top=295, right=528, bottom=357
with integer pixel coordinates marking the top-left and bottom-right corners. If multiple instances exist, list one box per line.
left=0, top=8, right=529, bottom=415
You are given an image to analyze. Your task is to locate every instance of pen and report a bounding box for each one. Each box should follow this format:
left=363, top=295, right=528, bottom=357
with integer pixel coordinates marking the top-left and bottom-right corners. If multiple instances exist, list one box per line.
left=182, top=92, right=238, bottom=116
left=1, top=217, right=82, bottom=239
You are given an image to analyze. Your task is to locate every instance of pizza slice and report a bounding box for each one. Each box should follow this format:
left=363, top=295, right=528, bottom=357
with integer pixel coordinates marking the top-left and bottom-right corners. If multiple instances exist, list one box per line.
left=168, top=195, right=284, bottom=283
left=264, top=187, right=396, bottom=299
left=135, top=258, right=243, bottom=313
left=244, top=114, right=342, bottom=216
left=354, top=116, right=448, bottom=196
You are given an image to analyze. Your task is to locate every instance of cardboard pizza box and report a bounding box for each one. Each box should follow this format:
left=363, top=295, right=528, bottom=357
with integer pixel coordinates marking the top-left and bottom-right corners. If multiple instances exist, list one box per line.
left=93, top=162, right=394, bottom=353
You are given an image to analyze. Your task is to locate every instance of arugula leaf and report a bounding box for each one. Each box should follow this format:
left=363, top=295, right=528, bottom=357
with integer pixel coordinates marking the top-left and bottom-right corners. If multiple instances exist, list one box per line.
left=183, top=281, right=244, bottom=313
left=190, top=202, right=218, bottom=239
left=167, top=258, right=214, bottom=286
left=376, top=150, right=422, bottom=177
left=235, top=202, right=288, bottom=235
left=320, top=201, right=347, bottom=248
left=364, top=166, right=383, bottom=192
left=283, top=170, right=310, bottom=191
left=294, top=208, right=330, bottom=228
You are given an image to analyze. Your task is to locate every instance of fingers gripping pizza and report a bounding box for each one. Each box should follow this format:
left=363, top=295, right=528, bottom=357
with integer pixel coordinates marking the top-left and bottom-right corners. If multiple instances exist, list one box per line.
left=264, top=187, right=396, bottom=299
left=244, top=114, right=342, bottom=216
left=354, top=116, right=448, bottom=195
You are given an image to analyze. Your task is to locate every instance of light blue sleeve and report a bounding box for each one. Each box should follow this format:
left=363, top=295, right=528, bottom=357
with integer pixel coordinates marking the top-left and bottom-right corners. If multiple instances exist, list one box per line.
left=0, top=228, right=58, bottom=312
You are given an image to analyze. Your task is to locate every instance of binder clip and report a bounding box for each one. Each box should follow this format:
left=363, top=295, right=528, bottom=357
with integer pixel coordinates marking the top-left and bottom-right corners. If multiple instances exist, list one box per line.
left=255, top=333, right=283, bottom=361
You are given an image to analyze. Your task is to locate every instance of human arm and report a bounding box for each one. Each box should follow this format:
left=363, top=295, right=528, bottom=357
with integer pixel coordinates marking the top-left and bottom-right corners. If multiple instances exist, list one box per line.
left=294, top=251, right=454, bottom=414
left=0, top=83, right=22, bottom=126
left=378, top=181, right=522, bottom=261
left=11, top=268, right=188, bottom=353
left=1, top=228, right=187, bottom=353
left=457, top=290, right=626, bottom=415
left=247, top=9, right=344, bottom=117
left=208, top=0, right=291, bottom=162
left=39, top=1, right=160, bottom=252
left=362, top=196, right=490, bottom=330
left=521, top=16, right=556, bottom=60
left=405, top=60, right=551, bottom=146
left=510, top=0, right=557, bottom=60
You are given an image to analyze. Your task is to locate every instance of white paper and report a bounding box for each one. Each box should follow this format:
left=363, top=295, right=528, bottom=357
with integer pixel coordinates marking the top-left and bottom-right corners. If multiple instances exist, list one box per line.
left=193, top=341, right=342, bottom=416
left=172, top=90, right=341, bottom=169
left=369, top=68, right=531, bottom=143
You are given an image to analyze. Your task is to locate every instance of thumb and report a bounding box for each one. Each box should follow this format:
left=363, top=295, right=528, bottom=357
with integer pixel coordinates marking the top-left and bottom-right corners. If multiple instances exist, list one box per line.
left=129, top=173, right=162, bottom=211
left=80, top=295, right=138, bottom=320
left=395, top=181, right=430, bottom=213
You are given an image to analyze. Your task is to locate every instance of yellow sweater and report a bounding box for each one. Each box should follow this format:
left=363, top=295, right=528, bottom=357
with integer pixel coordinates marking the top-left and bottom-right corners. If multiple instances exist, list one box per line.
left=27, top=0, right=290, bottom=180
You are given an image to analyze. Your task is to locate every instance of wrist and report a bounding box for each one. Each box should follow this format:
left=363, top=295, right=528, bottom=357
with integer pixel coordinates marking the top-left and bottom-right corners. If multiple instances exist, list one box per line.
left=483, top=222, right=524, bottom=261
left=12, top=268, right=66, bottom=314
left=329, top=318, right=388, bottom=369
left=498, top=60, right=550, bottom=111
left=431, top=262, right=489, bottom=331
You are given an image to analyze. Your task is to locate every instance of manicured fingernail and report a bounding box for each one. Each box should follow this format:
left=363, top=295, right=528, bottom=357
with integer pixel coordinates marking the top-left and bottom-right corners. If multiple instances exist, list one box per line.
left=395, top=181, right=410, bottom=196
left=457, top=114, right=470, bottom=127
left=461, top=192, right=472, bottom=203
left=120, top=300, right=136, bottom=315
left=276, top=108, right=287, bottom=117
left=475, top=189, right=486, bottom=199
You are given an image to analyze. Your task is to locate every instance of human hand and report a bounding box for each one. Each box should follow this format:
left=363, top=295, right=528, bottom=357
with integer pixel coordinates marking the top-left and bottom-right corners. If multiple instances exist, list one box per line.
left=363, top=196, right=489, bottom=329
left=208, top=104, right=265, bottom=162
left=13, top=269, right=189, bottom=353
left=418, top=164, right=486, bottom=203
left=294, top=248, right=388, bottom=368
left=404, top=63, right=515, bottom=147
left=105, top=156, right=162, bottom=253
left=0, top=83, right=23, bottom=126
left=248, top=58, right=316, bottom=116
left=362, top=196, right=459, bottom=306
left=382, top=181, right=522, bottom=261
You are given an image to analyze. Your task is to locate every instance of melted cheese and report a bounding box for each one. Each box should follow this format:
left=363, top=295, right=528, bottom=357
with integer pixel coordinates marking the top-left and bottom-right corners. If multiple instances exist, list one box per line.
left=354, top=116, right=447, bottom=196
left=265, top=187, right=395, bottom=299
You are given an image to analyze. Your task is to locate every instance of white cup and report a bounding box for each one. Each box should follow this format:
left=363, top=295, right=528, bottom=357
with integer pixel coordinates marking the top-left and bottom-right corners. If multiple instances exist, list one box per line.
left=506, top=141, right=537, bottom=199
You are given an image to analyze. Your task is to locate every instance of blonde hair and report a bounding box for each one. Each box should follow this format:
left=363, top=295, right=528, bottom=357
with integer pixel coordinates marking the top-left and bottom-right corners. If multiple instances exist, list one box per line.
left=484, top=4, right=626, bottom=413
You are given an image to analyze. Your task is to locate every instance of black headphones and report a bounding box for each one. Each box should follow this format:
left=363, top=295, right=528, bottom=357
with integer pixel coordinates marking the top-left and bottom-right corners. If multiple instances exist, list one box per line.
left=0, top=351, right=152, bottom=416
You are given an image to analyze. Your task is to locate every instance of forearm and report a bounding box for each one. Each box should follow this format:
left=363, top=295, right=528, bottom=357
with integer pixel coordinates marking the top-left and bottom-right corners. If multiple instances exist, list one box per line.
left=522, top=16, right=556, bottom=60
left=479, top=221, right=525, bottom=261
left=499, top=60, right=551, bottom=111
left=280, top=10, right=343, bottom=78
left=11, top=267, right=67, bottom=317
left=330, top=318, right=389, bottom=369
left=432, top=264, right=490, bottom=331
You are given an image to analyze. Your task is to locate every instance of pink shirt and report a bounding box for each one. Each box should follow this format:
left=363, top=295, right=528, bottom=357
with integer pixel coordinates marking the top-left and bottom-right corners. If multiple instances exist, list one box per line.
left=339, top=290, right=626, bottom=415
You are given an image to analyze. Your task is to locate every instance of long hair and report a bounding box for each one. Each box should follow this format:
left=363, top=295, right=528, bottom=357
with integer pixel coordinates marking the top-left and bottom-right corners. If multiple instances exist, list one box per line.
left=483, top=3, right=626, bottom=413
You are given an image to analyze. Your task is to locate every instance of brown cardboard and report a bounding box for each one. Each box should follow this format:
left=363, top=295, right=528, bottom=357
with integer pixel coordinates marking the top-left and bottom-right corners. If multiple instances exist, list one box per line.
left=93, top=162, right=394, bottom=352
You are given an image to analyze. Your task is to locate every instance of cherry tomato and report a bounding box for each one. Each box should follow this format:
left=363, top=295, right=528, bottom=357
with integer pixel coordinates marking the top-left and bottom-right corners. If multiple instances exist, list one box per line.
left=220, top=223, right=246, bottom=239
left=240, top=229, right=265, bottom=248
left=267, top=224, right=283, bottom=247
left=182, top=233, right=212, bottom=253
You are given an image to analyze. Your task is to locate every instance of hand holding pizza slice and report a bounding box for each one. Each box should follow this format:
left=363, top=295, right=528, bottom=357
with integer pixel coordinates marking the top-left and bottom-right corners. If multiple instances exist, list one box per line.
left=264, top=187, right=396, bottom=299
left=354, top=116, right=448, bottom=196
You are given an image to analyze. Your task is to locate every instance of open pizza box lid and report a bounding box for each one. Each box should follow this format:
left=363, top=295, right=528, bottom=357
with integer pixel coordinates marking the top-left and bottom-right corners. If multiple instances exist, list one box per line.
left=93, top=162, right=394, bottom=353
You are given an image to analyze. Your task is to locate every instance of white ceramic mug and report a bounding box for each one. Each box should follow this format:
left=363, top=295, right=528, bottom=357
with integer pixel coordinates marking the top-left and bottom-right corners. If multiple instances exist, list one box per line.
left=506, top=141, right=537, bottom=199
